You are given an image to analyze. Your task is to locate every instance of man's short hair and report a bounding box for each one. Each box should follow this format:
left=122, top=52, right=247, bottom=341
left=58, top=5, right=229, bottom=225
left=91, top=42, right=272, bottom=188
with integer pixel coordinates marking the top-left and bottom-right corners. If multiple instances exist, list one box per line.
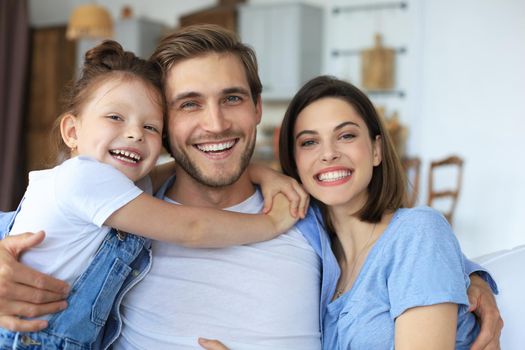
left=151, top=24, right=262, bottom=105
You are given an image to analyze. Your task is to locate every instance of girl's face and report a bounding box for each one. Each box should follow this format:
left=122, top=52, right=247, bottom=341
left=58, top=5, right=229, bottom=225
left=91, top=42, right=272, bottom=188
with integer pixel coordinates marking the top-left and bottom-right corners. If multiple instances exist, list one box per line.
left=63, top=78, right=163, bottom=182
left=293, top=97, right=382, bottom=212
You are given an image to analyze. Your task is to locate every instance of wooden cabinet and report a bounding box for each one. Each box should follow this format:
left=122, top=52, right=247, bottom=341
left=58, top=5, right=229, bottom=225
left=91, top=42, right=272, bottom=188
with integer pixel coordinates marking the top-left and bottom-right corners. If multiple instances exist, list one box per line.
left=26, top=26, right=76, bottom=171
left=238, top=3, right=323, bottom=100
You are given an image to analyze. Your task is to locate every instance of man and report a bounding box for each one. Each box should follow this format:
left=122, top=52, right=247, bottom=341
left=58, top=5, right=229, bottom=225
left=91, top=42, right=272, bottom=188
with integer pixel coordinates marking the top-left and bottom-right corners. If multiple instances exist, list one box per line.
left=0, top=25, right=502, bottom=349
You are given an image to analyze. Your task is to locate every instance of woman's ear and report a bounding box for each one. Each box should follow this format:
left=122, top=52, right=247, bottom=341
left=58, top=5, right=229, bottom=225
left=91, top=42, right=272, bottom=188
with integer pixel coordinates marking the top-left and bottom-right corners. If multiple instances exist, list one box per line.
left=373, top=135, right=382, bottom=166
left=60, top=114, right=79, bottom=153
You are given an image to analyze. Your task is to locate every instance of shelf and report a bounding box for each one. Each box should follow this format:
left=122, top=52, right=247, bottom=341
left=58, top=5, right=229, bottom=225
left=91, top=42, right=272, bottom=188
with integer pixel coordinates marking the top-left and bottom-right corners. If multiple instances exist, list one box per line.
left=366, top=90, right=405, bottom=98
left=332, top=47, right=406, bottom=57
left=333, top=2, right=407, bottom=14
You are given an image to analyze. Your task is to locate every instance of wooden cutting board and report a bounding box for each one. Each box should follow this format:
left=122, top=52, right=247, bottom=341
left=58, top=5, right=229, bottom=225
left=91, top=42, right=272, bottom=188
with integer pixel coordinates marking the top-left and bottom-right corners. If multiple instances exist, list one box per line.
left=361, top=33, right=395, bottom=90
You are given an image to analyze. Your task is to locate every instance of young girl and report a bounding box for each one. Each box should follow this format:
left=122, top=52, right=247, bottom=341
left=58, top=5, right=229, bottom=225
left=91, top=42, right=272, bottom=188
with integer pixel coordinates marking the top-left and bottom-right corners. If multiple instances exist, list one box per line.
left=278, top=76, right=480, bottom=349
left=0, top=41, right=306, bottom=348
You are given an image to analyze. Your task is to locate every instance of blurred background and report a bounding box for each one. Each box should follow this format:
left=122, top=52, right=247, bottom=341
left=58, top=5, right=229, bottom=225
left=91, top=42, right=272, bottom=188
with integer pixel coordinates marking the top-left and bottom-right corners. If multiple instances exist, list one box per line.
left=1, top=0, right=524, bottom=258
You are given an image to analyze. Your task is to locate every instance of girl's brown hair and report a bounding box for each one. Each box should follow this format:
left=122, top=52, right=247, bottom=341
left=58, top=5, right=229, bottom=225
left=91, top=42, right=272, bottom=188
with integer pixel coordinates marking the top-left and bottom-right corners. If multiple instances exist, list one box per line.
left=52, top=40, right=164, bottom=163
left=279, top=76, right=407, bottom=233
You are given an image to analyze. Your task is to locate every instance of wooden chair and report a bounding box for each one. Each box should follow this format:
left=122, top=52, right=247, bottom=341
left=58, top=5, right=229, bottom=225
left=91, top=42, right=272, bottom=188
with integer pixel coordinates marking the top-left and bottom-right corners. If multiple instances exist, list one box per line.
left=427, top=155, right=464, bottom=225
left=401, top=157, right=421, bottom=207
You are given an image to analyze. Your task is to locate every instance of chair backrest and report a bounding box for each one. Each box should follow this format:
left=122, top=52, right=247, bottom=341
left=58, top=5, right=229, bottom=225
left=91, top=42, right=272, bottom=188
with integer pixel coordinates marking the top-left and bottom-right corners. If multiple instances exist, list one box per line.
left=401, top=156, right=421, bottom=207
left=427, top=155, right=464, bottom=225
left=477, top=245, right=525, bottom=350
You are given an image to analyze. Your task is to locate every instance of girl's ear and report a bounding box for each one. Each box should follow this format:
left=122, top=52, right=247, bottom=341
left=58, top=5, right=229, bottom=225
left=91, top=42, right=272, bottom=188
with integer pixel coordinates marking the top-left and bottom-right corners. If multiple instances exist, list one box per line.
left=60, top=114, right=79, bottom=153
left=373, top=135, right=382, bottom=166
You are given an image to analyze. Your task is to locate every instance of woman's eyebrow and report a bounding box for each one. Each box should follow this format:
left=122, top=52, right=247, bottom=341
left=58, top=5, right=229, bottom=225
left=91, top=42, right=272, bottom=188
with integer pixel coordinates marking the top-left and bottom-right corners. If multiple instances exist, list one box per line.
left=334, top=121, right=360, bottom=131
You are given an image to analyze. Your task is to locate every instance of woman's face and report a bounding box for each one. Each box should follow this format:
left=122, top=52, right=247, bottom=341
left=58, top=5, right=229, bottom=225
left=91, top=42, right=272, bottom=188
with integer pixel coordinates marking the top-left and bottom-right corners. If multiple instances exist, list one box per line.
left=293, top=97, right=382, bottom=211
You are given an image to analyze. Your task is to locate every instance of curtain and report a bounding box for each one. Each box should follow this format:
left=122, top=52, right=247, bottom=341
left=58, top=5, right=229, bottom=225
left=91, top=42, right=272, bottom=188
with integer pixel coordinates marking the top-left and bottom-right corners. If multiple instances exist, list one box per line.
left=0, top=0, right=29, bottom=211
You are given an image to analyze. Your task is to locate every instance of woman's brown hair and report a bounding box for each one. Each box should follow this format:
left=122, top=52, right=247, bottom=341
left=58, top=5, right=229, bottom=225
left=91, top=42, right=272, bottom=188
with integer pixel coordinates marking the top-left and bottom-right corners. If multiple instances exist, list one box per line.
left=279, top=76, right=406, bottom=232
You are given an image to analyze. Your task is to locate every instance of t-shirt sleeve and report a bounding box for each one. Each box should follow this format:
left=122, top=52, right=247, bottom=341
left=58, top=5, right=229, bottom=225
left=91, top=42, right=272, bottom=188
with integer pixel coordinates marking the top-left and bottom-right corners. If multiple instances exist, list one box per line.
left=386, top=208, right=471, bottom=319
left=54, top=157, right=143, bottom=227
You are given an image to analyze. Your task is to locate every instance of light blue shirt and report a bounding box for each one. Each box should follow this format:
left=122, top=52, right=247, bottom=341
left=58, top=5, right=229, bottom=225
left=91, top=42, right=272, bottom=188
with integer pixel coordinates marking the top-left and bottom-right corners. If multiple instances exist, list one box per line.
left=321, top=207, right=479, bottom=350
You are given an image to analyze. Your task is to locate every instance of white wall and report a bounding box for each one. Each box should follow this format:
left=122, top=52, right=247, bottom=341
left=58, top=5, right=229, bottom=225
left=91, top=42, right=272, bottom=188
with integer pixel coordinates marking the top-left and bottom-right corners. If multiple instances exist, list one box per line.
left=29, top=0, right=525, bottom=257
left=415, top=0, right=525, bottom=257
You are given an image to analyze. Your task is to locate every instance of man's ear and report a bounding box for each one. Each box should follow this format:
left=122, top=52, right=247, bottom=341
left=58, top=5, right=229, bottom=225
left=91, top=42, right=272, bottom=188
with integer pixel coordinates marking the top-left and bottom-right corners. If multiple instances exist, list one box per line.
left=60, top=114, right=79, bottom=151
left=373, top=135, right=382, bottom=166
left=254, top=95, right=263, bottom=125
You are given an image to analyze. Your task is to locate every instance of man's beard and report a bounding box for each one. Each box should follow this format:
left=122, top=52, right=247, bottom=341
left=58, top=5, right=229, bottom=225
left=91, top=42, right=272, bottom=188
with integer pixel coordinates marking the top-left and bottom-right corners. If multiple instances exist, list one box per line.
left=172, top=136, right=256, bottom=188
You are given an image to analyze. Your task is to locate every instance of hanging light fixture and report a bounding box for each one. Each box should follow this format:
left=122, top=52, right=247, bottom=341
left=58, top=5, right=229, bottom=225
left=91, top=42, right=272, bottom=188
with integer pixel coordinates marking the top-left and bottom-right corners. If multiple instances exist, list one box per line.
left=66, top=4, right=113, bottom=40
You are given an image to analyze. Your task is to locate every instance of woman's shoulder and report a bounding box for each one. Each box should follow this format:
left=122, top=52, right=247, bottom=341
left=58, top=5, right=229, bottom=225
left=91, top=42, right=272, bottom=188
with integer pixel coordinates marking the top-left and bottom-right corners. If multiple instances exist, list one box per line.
left=387, top=206, right=455, bottom=245
left=392, top=206, right=450, bottom=230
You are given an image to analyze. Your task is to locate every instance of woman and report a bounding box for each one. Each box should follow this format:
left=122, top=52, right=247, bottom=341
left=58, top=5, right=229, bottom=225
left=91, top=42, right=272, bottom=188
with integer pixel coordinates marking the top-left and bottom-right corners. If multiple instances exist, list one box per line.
left=278, top=75, right=478, bottom=349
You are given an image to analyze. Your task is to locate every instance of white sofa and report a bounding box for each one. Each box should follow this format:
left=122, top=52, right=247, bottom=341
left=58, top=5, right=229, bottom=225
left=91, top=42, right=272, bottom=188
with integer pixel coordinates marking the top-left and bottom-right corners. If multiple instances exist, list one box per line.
left=476, top=245, right=525, bottom=350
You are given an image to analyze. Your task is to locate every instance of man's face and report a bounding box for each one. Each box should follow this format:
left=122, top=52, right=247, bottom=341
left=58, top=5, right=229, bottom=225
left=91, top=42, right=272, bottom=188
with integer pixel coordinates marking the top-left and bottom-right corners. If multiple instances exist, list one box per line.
left=165, top=53, right=262, bottom=187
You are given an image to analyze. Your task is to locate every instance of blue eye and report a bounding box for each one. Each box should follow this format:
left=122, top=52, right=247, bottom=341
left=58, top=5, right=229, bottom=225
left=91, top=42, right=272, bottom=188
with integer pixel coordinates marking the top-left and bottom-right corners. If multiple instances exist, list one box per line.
left=180, top=101, right=198, bottom=111
left=341, top=133, right=355, bottom=140
left=144, top=125, right=160, bottom=133
left=107, top=115, right=123, bottom=121
left=225, top=95, right=242, bottom=104
left=300, top=140, right=316, bottom=147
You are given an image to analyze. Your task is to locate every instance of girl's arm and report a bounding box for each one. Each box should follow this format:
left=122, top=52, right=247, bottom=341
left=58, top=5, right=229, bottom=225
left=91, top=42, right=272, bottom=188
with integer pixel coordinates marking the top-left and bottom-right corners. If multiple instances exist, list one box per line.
left=395, top=303, right=458, bottom=350
left=248, top=163, right=309, bottom=218
left=104, top=192, right=296, bottom=248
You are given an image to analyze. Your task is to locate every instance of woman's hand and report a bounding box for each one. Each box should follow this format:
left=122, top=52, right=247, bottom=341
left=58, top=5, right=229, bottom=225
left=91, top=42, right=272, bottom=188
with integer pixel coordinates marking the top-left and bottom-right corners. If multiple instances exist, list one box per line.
left=198, top=338, right=229, bottom=350
left=467, top=274, right=504, bottom=350
left=248, top=163, right=309, bottom=219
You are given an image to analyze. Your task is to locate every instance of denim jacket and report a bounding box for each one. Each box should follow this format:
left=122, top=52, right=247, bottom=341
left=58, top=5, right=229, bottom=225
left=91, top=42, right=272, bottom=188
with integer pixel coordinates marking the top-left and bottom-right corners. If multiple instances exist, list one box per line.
left=0, top=203, right=152, bottom=349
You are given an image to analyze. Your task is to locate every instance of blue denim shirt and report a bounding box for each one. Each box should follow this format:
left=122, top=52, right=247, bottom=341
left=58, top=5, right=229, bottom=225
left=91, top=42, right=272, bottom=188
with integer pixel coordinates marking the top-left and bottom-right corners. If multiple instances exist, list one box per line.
left=0, top=205, right=152, bottom=349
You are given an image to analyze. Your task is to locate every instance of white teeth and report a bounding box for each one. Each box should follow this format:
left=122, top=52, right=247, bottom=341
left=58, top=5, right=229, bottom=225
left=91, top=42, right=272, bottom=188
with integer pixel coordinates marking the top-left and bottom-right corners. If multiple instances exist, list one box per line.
left=110, top=149, right=141, bottom=162
left=318, top=170, right=351, bottom=182
left=197, top=140, right=235, bottom=152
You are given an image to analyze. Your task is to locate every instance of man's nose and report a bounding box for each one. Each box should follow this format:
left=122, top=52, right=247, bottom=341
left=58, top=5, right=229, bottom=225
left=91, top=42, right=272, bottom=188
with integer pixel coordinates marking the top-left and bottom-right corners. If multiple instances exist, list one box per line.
left=201, top=104, right=232, bottom=133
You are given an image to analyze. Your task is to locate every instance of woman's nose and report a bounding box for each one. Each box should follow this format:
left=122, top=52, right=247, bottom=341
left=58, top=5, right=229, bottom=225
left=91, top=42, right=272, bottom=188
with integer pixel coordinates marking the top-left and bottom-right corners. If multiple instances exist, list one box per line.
left=321, top=145, right=341, bottom=163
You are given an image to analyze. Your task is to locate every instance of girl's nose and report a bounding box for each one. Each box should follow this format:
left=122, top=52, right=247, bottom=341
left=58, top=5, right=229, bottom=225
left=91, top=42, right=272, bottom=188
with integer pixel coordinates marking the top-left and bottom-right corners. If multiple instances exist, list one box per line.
left=126, top=125, right=144, bottom=141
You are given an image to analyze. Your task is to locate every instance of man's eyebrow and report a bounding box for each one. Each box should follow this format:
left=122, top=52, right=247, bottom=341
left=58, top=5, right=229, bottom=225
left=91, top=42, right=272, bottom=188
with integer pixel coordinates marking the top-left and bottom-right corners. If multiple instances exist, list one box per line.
left=223, top=87, right=250, bottom=96
left=169, top=92, right=202, bottom=106
left=295, top=121, right=360, bottom=140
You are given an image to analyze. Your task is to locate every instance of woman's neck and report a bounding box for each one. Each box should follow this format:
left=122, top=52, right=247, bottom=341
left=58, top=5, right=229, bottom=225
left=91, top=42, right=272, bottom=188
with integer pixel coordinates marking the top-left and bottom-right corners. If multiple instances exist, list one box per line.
left=329, top=205, right=392, bottom=265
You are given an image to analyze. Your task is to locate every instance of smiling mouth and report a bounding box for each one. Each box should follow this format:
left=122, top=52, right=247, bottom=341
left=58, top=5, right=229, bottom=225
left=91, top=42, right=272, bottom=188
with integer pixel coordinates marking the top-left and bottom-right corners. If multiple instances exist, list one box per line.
left=316, top=169, right=352, bottom=182
left=109, top=149, right=142, bottom=164
left=194, top=139, right=237, bottom=153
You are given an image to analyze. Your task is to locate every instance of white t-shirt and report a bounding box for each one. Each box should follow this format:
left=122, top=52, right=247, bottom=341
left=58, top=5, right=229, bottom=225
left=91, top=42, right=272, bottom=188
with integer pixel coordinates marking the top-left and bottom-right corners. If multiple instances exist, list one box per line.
left=9, top=156, right=145, bottom=287
left=114, top=190, right=321, bottom=350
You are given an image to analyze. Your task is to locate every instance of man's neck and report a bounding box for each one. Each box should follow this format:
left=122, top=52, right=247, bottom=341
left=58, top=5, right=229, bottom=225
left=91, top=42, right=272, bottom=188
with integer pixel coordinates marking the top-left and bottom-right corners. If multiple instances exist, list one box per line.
left=165, top=168, right=256, bottom=209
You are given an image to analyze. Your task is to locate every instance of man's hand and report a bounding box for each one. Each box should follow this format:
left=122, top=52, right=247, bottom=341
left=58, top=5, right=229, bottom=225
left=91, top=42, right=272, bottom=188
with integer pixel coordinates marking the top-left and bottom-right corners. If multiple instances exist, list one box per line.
left=0, top=231, right=69, bottom=332
left=198, top=338, right=229, bottom=350
left=468, top=274, right=504, bottom=350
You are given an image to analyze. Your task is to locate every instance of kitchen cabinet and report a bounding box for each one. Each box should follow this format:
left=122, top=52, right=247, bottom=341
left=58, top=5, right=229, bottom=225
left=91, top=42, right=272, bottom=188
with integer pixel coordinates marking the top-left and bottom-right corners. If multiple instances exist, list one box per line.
left=238, top=3, right=323, bottom=100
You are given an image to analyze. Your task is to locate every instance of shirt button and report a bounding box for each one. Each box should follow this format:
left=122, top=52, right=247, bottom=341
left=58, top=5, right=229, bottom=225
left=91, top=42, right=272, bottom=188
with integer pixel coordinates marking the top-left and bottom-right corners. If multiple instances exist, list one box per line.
left=132, top=269, right=140, bottom=277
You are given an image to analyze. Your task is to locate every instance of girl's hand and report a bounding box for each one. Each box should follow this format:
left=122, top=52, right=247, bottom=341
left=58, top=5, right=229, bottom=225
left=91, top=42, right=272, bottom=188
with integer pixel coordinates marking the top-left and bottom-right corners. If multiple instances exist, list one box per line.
left=266, top=193, right=299, bottom=234
left=248, top=163, right=309, bottom=219
left=198, top=338, right=229, bottom=350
